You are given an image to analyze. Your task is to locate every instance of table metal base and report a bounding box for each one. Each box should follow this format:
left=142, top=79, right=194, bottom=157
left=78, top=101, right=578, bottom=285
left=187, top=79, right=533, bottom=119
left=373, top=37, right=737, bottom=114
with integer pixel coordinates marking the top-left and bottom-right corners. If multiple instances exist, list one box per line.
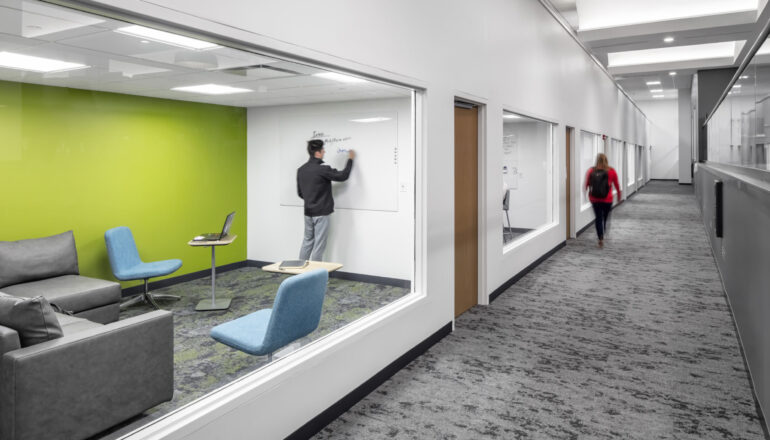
left=195, top=298, right=232, bottom=311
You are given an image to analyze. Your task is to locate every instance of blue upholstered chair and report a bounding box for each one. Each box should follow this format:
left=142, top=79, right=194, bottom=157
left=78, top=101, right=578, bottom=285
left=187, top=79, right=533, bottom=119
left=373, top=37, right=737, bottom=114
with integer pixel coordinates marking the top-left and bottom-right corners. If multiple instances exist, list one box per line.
left=211, top=268, right=328, bottom=361
left=104, top=226, right=183, bottom=310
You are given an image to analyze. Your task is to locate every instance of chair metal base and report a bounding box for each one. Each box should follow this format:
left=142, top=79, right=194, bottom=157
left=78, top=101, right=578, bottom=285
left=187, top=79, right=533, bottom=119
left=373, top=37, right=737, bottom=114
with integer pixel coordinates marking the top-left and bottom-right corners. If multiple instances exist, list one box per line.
left=120, top=279, right=180, bottom=310
left=195, top=298, right=231, bottom=311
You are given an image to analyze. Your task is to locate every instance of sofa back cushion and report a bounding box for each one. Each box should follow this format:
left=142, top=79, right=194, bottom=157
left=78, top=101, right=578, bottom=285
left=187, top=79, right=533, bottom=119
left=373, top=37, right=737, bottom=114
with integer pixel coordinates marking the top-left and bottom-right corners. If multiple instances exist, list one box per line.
left=0, top=293, right=63, bottom=347
left=0, top=231, right=79, bottom=288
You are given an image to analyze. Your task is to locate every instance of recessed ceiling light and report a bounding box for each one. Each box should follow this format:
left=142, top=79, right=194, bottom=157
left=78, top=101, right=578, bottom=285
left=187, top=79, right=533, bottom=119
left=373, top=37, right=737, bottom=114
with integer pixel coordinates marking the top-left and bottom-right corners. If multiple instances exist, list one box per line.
left=669, top=71, right=677, bottom=76
left=140, top=40, right=149, bottom=44
left=652, top=95, right=665, bottom=98
left=733, top=84, right=742, bottom=88
left=650, top=89, right=663, bottom=93
left=350, top=117, right=392, bottom=123
left=313, top=72, right=368, bottom=83
left=0, top=51, right=89, bottom=73
left=171, top=84, right=252, bottom=95
left=740, top=75, right=749, bottom=79
left=663, top=36, right=675, bottom=43
left=115, top=25, right=218, bottom=50
left=646, top=81, right=661, bottom=85
left=503, top=114, right=521, bottom=119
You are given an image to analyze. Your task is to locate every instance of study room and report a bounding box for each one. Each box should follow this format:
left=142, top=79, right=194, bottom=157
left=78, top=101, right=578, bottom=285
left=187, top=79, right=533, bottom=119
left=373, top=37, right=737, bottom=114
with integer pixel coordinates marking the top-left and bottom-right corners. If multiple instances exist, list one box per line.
left=0, top=1, right=417, bottom=438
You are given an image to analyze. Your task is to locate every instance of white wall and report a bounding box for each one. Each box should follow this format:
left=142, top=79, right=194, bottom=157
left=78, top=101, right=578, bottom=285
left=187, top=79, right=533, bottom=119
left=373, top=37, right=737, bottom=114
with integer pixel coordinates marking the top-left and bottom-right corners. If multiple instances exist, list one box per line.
left=79, top=1, right=648, bottom=438
left=640, top=99, right=679, bottom=180
left=247, top=98, right=413, bottom=280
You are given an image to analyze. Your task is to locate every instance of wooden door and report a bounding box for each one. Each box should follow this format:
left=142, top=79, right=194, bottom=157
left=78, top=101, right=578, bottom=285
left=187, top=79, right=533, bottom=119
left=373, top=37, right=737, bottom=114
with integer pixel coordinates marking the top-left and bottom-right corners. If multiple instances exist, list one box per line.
left=454, top=104, right=478, bottom=318
left=566, top=127, right=572, bottom=239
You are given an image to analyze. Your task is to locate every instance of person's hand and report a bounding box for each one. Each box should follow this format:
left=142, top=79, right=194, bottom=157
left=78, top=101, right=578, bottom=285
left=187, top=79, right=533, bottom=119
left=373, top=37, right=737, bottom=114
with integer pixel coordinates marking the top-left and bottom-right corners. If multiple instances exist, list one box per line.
left=348, top=149, right=356, bottom=160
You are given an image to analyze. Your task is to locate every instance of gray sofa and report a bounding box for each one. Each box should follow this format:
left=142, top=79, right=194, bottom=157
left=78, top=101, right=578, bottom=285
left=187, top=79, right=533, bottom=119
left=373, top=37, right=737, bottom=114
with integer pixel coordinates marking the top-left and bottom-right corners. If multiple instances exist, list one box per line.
left=0, top=231, right=174, bottom=440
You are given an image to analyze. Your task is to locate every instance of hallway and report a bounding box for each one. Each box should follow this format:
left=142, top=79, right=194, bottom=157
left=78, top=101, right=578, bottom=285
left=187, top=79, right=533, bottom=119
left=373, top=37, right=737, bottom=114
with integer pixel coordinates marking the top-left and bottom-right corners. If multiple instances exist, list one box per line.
left=314, top=181, right=764, bottom=439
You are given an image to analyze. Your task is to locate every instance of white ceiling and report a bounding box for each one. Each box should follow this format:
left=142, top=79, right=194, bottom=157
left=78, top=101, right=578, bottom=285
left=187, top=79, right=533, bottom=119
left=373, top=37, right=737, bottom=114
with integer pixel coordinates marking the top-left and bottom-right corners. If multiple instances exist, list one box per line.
left=0, top=0, right=410, bottom=107
left=549, top=0, right=768, bottom=102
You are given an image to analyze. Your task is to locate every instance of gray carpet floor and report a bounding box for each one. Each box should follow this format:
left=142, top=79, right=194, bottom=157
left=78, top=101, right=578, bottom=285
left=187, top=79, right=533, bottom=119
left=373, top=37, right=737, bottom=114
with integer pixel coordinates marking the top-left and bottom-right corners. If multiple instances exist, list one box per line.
left=314, top=181, right=765, bottom=439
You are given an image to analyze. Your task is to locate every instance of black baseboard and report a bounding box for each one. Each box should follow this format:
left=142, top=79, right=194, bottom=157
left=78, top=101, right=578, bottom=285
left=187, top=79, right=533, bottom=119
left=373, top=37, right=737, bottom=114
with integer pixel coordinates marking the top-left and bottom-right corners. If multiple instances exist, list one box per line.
left=121, top=261, right=249, bottom=297
left=503, top=227, right=533, bottom=234
left=576, top=222, right=592, bottom=237
left=123, top=260, right=411, bottom=297
left=286, top=322, right=452, bottom=440
left=650, top=178, right=679, bottom=181
left=489, top=241, right=566, bottom=303
left=247, top=260, right=410, bottom=289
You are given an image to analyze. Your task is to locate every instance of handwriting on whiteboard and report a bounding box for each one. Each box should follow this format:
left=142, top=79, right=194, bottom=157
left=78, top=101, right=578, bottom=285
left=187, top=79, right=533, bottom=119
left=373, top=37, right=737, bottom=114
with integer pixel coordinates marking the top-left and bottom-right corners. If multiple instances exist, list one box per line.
left=312, top=130, right=351, bottom=144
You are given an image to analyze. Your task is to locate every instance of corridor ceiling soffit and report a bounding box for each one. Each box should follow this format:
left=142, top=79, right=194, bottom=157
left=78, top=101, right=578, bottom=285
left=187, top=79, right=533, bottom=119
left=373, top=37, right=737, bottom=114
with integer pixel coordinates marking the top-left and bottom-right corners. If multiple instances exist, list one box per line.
left=546, top=0, right=768, bottom=98
left=575, top=0, right=759, bottom=42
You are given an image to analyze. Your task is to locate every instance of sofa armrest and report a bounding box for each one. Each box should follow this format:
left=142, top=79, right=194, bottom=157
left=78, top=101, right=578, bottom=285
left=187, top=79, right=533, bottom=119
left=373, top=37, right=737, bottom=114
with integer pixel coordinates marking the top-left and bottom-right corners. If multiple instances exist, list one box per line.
left=0, top=325, right=20, bottom=359
left=0, top=310, right=173, bottom=440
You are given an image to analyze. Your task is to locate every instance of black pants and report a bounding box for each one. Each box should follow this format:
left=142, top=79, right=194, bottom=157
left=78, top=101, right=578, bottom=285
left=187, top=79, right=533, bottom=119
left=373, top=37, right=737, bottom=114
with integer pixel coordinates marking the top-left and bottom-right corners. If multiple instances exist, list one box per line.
left=591, top=202, right=612, bottom=240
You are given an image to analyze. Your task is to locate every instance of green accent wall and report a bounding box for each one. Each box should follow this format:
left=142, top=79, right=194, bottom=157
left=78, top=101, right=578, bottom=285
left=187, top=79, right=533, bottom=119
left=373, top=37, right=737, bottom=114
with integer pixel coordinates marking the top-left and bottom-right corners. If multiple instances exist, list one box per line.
left=0, top=80, right=247, bottom=288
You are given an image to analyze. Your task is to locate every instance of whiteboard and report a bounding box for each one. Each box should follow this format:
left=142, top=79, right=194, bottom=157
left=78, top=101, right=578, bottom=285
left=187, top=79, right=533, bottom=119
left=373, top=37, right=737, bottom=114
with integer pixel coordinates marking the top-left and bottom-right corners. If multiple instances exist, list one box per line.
left=279, top=111, right=400, bottom=212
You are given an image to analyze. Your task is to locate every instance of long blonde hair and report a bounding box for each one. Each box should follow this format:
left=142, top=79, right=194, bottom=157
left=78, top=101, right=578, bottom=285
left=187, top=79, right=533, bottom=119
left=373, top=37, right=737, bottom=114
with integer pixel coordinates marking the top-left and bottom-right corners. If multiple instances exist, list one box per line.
left=595, top=153, right=609, bottom=170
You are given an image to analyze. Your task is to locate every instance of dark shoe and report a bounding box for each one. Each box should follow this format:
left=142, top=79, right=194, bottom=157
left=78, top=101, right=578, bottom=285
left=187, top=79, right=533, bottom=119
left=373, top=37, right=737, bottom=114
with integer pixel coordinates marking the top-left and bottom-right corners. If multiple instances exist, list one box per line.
left=598, top=239, right=604, bottom=248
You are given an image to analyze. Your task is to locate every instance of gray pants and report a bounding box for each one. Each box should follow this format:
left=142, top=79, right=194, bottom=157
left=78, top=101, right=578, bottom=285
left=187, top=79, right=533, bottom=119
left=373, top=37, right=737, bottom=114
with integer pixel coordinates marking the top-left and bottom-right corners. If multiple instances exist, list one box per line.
left=299, top=215, right=329, bottom=261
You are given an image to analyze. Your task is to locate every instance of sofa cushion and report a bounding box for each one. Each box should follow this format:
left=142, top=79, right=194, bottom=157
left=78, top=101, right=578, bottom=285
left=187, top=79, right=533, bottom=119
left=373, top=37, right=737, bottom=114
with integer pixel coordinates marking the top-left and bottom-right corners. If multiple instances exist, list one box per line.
left=0, top=231, right=79, bottom=289
left=2, top=275, right=121, bottom=313
left=56, top=313, right=103, bottom=335
left=0, top=293, right=63, bottom=347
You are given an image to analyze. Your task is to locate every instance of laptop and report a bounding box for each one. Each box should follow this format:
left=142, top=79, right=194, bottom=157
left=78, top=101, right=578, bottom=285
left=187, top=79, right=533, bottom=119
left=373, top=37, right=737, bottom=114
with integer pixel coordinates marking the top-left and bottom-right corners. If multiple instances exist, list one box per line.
left=194, top=211, right=235, bottom=241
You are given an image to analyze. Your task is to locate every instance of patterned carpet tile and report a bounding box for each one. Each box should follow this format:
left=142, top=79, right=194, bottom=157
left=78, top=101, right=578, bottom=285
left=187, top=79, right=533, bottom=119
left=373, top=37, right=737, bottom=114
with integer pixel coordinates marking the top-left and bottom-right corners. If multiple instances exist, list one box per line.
left=314, top=182, right=764, bottom=440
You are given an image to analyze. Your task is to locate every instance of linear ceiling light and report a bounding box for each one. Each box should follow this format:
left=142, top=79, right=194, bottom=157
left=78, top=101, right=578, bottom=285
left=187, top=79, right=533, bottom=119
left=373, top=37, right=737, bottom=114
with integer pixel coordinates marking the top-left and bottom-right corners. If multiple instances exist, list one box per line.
left=350, top=117, right=392, bottom=123
left=607, top=41, right=743, bottom=67
left=646, top=81, right=661, bottom=85
left=652, top=95, right=665, bottom=98
left=663, top=36, right=675, bottom=43
left=577, top=0, right=759, bottom=31
left=669, top=71, right=677, bottom=76
left=171, top=84, right=252, bottom=95
left=313, top=72, right=368, bottom=83
left=650, top=89, right=663, bottom=93
left=115, top=25, right=218, bottom=50
left=0, top=51, right=88, bottom=73
left=503, top=114, right=522, bottom=119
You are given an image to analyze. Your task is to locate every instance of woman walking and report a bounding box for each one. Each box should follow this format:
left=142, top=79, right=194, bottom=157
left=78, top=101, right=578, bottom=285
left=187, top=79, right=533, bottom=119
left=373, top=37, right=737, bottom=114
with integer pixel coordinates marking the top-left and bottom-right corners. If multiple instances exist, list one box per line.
left=585, top=153, right=621, bottom=248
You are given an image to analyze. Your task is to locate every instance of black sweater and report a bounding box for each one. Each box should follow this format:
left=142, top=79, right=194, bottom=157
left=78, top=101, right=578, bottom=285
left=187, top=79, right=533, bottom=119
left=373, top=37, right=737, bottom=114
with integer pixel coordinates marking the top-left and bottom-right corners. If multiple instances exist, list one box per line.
left=297, top=156, right=353, bottom=216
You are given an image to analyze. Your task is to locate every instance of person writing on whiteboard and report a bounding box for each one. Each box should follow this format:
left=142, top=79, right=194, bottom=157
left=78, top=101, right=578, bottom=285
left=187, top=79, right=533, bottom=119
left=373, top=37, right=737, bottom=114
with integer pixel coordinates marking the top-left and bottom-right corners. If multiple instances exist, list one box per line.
left=297, top=139, right=355, bottom=261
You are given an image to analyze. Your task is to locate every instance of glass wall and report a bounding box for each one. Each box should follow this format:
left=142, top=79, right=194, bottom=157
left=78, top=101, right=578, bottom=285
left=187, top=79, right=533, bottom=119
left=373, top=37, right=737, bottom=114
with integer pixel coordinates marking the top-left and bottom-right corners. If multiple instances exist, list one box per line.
left=0, top=1, right=416, bottom=438
left=502, top=111, right=554, bottom=245
left=580, top=130, right=601, bottom=207
left=706, top=34, right=769, bottom=170
left=610, top=138, right=625, bottom=194
left=627, top=142, right=636, bottom=187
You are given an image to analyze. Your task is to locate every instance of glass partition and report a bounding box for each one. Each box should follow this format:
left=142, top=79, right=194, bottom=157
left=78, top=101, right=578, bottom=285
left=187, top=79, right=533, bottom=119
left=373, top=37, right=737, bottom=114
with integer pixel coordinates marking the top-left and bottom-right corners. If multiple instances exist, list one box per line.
left=502, top=111, right=554, bottom=245
left=706, top=34, right=769, bottom=170
left=610, top=138, right=625, bottom=194
left=0, top=1, right=417, bottom=438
